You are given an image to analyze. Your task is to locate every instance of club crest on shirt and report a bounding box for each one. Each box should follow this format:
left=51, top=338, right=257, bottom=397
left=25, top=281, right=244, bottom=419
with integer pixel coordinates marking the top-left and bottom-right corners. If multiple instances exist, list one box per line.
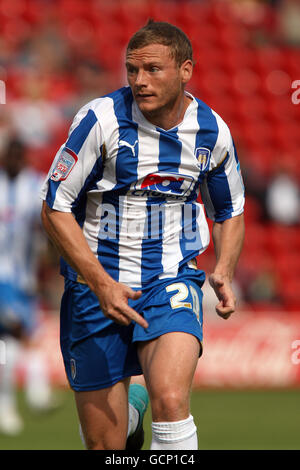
left=50, top=148, right=78, bottom=182
left=195, top=147, right=211, bottom=172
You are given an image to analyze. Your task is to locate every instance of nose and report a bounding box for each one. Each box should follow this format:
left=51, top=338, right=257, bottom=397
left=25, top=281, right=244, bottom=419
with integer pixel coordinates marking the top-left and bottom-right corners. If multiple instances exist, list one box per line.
left=135, top=69, right=147, bottom=88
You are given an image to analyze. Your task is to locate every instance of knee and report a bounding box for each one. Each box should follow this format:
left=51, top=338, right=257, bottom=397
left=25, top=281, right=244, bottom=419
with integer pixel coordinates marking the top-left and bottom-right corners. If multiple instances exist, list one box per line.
left=85, top=435, right=101, bottom=451
left=81, top=429, right=104, bottom=450
left=85, top=435, right=126, bottom=450
left=150, top=389, right=189, bottom=421
left=81, top=428, right=126, bottom=450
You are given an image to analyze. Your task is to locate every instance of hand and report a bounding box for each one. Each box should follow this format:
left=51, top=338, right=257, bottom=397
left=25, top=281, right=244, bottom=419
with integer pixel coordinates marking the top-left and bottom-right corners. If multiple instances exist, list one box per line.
left=96, top=280, right=149, bottom=329
left=208, top=273, right=236, bottom=320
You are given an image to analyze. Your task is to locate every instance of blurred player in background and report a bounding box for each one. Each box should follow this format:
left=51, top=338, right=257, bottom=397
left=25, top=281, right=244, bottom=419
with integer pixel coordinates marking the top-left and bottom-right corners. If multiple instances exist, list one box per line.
left=0, top=138, right=55, bottom=435
left=41, top=20, right=245, bottom=450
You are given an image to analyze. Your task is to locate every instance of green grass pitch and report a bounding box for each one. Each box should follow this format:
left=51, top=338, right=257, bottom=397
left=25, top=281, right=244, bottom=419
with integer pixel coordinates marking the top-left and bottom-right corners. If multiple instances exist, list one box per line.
left=0, top=388, right=299, bottom=450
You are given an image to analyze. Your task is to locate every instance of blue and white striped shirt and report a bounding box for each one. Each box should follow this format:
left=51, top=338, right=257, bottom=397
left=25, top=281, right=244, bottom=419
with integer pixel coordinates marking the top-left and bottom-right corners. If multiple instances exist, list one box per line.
left=41, top=87, right=244, bottom=288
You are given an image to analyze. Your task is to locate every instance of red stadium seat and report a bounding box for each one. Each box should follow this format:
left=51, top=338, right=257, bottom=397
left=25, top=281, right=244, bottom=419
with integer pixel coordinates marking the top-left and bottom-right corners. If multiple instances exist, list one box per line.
left=243, top=223, right=268, bottom=252
left=224, top=47, right=256, bottom=73
left=254, top=47, right=285, bottom=72
left=283, top=49, right=300, bottom=77
left=243, top=197, right=264, bottom=223
left=57, top=0, right=88, bottom=21
left=240, top=120, right=275, bottom=149
left=274, top=252, right=300, bottom=278
left=267, top=224, right=300, bottom=255
left=265, top=96, right=296, bottom=122
left=194, top=46, right=226, bottom=71
left=279, top=278, right=300, bottom=311
left=235, top=95, right=270, bottom=122
left=196, top=68, right=233, bottom=98
left=178, top=1, right=211, bottom=30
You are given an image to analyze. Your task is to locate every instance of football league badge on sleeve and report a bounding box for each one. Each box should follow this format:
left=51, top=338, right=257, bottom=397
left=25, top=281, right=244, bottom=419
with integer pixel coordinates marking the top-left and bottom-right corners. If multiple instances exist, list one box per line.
left=50, top=147, right=78, bottom=182
left=195, top=147, right=211, bottom=172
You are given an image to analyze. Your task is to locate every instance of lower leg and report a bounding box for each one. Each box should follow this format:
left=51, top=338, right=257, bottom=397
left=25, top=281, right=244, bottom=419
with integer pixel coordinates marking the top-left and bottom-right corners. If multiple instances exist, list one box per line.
left=75, top=378, right=130, bottom=450
left=126, top=375, right=149, bottom=450
left=127, top=376, right=147, bottom=437
left=138, top=333, right=200, bottom=450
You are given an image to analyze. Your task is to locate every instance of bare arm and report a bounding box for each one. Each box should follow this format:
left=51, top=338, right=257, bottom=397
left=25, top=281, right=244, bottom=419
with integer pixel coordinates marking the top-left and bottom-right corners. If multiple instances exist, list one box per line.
left=41, top=201, right=148, bottom=328
left=209, top=213, right=245, bottom=319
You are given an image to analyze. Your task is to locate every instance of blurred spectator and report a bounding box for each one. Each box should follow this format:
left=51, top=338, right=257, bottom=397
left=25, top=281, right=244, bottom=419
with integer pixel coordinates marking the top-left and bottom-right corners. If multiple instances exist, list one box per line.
left=15, top=16, right=70, bottom=76
left=278, top=0, right=300, bottom=46
left=238, top=147, right=268, bottom=222
left=265, top=159, right=300, bottom=226
left=0, top=107, right=12, bottom=156
left=64, top=60, right=115, bottom=119
left=7, top=68, right=65, bottom=150
left=236, top=253, right=281, bottom=307
left=0, top=138, right=57, bottom=436
left=247, top=265, right=280, bottom=304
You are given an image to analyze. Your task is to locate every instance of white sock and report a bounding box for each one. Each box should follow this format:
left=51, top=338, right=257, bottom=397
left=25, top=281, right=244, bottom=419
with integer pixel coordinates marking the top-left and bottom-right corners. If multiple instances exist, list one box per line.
left=151, top=415, right=198, bottom=450
left=0, top=336, right=21, bottom=411
left=127, top=402, right=139, bottom=437
left=24, top=350, right=52, bottom=409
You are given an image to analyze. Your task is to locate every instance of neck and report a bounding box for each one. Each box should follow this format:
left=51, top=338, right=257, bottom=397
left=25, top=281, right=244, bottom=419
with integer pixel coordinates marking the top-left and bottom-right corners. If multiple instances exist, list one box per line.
left=143, top=93, right=192, bottom=131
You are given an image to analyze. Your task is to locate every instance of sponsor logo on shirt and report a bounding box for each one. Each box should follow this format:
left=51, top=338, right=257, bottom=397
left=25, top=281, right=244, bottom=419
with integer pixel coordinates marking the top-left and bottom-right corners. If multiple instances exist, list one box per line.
left=50, top=148, right=78, bottom=182
left=133, top=172, right=194, bottom=197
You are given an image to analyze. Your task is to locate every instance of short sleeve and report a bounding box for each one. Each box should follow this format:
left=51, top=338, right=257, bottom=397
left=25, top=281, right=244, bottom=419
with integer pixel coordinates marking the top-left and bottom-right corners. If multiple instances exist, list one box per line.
left=40, top=103, right=104, bottom=212
left=200, top=116, right=245, bottom=222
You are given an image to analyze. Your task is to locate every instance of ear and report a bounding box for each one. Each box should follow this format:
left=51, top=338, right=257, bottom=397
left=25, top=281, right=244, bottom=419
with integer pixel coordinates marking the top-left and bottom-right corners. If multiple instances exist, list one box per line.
left=180, top=59, right=193, bottom=85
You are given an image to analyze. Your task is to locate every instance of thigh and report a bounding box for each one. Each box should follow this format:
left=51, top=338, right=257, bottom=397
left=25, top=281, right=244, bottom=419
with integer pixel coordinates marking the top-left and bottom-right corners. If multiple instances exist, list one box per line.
left=75, top=377, right=130, bottom=450
left=138, top=332, right=200, bottom=393
left=137, top=331, right=200, bottom=420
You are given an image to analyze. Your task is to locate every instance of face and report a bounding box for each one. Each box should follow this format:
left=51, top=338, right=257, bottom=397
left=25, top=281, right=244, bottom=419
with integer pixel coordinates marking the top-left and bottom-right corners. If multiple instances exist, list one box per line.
left=3, top=145, right=25, bottom=178
left=126, top=43, right=192, bottom=121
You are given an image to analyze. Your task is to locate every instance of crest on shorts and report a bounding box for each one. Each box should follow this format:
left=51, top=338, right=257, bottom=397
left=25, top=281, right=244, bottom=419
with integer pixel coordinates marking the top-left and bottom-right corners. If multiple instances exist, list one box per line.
left=50, top=147, right=78, bottom=182
left=195, top=147, right=211, bottom=172
left=70, top=358, right=76, bottom=380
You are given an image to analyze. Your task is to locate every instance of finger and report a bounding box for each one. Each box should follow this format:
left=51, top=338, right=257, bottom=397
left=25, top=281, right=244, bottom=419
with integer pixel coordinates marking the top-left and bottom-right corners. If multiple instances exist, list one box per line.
left=216, top=310, right=232, bottom=319
left=216, top=301, right=235, bottom=312
left=122, top=305, right=149, bottom=329
left=106, top=311, right=132, bottom=326
left=217, top=312, right=231, bottom=320
left=127, top=289, right=142, bottom=301
left=216, top=304, right=235, bottom=319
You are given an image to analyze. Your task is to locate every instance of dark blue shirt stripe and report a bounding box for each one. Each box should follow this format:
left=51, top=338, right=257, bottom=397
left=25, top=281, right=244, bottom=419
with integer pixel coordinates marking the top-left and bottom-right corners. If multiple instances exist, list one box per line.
left=206, top=152, right=234, bottom=221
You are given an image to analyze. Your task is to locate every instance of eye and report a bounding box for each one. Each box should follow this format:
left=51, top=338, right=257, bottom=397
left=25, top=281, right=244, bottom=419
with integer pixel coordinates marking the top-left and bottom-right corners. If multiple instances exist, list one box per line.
left=150, top=66, right=160, bottom=72
left=126, top=65, right=137, bottom=74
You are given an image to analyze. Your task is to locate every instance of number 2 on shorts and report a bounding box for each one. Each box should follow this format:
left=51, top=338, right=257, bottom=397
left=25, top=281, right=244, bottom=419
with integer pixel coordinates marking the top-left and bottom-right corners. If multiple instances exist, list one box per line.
left=166, top=282, right=200, bottom=320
